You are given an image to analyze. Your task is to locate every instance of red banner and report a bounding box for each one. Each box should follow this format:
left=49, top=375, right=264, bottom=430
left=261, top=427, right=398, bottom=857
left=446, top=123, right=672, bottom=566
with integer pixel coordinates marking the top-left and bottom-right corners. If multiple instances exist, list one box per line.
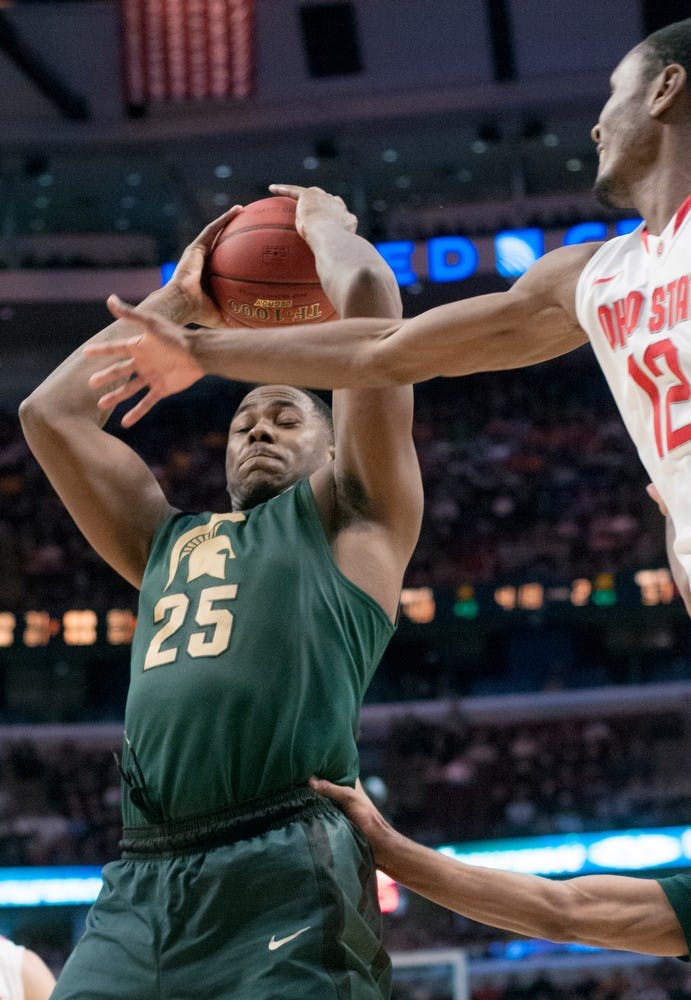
left=121, top=0, right=255, bottom=105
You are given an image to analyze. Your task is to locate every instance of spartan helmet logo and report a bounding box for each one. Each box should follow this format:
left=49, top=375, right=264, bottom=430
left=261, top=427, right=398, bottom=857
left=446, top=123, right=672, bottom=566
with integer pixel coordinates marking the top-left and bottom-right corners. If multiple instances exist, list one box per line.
left=186, top=534, right=233, bottom=583
left=164, top=513, right=246, bottom=590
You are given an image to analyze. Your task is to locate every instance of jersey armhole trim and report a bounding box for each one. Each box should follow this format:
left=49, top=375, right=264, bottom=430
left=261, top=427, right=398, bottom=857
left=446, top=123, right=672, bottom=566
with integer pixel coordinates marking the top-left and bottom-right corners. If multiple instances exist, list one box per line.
left=658, top=874, right=691, bottom=960
left=296, top=478, right=397, bottom=634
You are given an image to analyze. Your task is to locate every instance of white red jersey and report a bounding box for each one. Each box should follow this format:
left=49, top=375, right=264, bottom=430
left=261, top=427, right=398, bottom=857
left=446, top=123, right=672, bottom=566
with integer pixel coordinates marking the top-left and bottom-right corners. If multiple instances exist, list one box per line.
left=0, top=938, right=23, bottom=1000
left=575, top=193, right=691, bottom=583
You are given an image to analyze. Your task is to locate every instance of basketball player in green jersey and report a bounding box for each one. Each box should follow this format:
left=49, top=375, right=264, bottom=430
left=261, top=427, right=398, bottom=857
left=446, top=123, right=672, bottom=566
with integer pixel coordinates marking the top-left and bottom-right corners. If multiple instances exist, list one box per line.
left=19, top=186, right=423, bottom=999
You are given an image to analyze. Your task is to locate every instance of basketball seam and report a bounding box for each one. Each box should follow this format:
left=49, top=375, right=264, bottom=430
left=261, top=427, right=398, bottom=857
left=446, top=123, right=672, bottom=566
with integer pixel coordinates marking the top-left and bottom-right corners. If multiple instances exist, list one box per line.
left=215, top=224, right=298, bottom=244
left=208, top=273, right=324, bottom=287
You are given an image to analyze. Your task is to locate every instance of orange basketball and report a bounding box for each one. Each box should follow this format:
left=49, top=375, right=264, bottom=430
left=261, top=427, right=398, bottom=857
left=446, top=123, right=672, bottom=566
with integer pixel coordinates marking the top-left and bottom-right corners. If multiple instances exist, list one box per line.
left=206, top=196, right=336, bottom=327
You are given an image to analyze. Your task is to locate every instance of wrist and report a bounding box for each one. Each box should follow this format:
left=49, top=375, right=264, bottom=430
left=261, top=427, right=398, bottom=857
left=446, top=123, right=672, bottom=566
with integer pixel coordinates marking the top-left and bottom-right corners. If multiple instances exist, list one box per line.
left=141, top=285, right=194, bottom=325
left=300, top=217, right=344, bottom=252
left=187, top=327, right=217, bottom=375
left=369, top=820, right=402, bottom=868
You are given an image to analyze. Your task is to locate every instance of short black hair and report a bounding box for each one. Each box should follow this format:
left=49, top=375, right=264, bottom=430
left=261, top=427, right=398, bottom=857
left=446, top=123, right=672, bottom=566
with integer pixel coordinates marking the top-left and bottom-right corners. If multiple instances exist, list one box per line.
left=235, top=384, right=334, bottom=443
left=641, top=17, right=691, bottom=83
left=297, top=388, right=334, bottom=444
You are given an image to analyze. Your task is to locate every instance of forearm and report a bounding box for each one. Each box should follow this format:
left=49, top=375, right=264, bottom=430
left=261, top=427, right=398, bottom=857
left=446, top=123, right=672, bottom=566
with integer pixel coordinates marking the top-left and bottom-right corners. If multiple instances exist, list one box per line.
left=191, top=316, right=401, bottom=388
left=190, top=283, right=583, bottom=390
left=376, top=828, right=569, bottom=941
left=20, top=285, right=191, bottom=429
left=375, top=829, right=683, bottom=955
left=307, top=220, right=402, bottom=321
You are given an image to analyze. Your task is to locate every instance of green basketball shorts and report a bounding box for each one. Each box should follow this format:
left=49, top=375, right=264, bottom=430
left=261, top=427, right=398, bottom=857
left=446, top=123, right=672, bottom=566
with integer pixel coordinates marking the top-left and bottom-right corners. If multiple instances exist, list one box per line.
left=51, top=786, right=391, bottom=999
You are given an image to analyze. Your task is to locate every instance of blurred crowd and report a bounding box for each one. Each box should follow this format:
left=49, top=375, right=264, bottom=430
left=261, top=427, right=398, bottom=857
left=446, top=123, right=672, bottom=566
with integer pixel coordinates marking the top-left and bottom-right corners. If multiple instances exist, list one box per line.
left=0, top=739, right=121, bottom=866
left=408, top=363, right=664, bottom=587
left=364, top=708, right=691, bottom=846
left=0, top=359, right=668, bottom=612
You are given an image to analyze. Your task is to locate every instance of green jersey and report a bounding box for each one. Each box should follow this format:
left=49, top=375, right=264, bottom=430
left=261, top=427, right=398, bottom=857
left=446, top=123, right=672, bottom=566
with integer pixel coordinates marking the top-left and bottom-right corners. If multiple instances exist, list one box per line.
left=659, top=874, right=691, bottom=957
left=121, top=477, right=395, bottom=826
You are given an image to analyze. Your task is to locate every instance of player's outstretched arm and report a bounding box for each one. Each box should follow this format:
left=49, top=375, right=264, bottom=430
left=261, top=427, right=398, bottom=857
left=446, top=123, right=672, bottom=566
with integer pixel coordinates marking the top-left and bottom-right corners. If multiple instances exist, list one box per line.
left=19, top=208, right=238, bottom=587
left=87, top=240, right=596, bottom=412
left=310, top=778, right=687, bottom=957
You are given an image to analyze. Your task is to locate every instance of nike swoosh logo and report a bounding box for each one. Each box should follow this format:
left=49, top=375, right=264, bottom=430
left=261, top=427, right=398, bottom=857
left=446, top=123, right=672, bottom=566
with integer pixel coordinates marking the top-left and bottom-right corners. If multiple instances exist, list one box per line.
left=268, top=926, right=311, bottom=951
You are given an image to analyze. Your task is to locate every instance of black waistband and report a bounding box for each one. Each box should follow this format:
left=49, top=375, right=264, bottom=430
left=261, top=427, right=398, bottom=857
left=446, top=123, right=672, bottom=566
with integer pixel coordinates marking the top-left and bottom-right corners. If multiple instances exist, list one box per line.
left=119, top=785, right=336, bottom=859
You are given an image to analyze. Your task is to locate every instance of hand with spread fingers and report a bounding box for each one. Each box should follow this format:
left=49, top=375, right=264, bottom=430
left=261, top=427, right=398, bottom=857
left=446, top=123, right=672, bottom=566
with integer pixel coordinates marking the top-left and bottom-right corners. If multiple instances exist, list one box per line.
left=84, top=296, right=205, bottom=426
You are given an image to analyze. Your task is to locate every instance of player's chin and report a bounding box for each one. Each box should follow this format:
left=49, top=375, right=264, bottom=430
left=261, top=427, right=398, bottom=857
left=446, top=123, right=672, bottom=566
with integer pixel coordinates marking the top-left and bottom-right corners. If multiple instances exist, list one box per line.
left=234, top=470, right=292, bottom=508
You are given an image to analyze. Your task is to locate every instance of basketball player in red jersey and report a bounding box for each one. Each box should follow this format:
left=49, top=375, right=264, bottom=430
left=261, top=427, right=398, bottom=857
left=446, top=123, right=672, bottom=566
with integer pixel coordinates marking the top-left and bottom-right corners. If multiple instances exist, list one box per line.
left=89, top=18, right=691, bottom=613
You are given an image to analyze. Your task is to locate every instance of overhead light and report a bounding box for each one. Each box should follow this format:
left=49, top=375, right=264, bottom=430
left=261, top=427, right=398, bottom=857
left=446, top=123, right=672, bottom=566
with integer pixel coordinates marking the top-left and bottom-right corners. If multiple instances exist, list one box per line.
left=394, top=175, right=411, bottom=189
left=382, top=148, right=399, bottom=163
left=37, top=174, right=54, bottom=188
left=565, top=158, right=583, bottom=172
left=126, top=172, right=142, bottom=187
left=303, top=156, right=319, bottom=170
left=470, top=140, right=487, bottom=155
left=543, top=133, right=559, bottom=147
left=214, top=164, right=232, bottom=179
left=213, top=192, right=230, bottom=206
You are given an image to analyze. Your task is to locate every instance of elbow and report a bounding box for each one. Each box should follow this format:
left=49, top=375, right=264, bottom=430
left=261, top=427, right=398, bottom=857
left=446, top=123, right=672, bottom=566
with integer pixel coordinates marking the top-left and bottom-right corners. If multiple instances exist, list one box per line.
left=19, top=391, right=61, bottom=447
left=18, top=393, right=47, bottom=434
left=340, top=265, right=402, bottom=324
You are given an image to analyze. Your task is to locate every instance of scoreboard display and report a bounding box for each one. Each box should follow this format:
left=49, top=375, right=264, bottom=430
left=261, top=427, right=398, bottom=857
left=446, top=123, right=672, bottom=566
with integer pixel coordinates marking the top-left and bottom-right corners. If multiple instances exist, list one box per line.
left=0, top=568, right=679, bottom=650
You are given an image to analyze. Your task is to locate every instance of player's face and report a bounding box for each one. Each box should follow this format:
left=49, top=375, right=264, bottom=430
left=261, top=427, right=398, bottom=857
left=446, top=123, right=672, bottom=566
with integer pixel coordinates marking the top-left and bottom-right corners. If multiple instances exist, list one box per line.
left=225, top=385, right=333, bottom=510
left=592, top=46, right=659, bottom=210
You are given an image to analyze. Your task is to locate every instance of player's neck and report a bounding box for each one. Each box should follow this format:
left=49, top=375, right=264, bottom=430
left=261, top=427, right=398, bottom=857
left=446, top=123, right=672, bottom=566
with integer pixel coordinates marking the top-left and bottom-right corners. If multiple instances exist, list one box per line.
left=633, top=151, right=691, bottom=235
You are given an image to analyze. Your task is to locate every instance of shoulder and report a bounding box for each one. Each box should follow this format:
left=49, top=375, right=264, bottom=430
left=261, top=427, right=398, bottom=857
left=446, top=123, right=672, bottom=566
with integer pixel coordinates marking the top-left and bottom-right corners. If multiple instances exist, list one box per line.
left=504, top=241, right=604, bottom=330
left=513, top=242, right=604, bottom=299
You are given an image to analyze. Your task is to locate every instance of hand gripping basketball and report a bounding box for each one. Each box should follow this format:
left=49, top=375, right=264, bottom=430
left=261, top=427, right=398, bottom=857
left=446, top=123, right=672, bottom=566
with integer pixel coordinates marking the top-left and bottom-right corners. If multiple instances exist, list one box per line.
left=205, top=196, right=336, bottom=327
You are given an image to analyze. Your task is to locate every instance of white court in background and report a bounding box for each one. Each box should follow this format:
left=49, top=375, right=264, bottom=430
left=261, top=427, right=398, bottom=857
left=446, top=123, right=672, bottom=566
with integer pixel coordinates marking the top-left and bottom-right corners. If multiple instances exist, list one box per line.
left=391, top=948, right=469, bottom=1000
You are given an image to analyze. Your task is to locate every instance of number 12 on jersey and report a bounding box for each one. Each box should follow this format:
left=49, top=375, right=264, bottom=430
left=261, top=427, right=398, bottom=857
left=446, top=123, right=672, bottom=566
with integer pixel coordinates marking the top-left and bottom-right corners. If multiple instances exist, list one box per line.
left=628, top=337, right=691, bottom=458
